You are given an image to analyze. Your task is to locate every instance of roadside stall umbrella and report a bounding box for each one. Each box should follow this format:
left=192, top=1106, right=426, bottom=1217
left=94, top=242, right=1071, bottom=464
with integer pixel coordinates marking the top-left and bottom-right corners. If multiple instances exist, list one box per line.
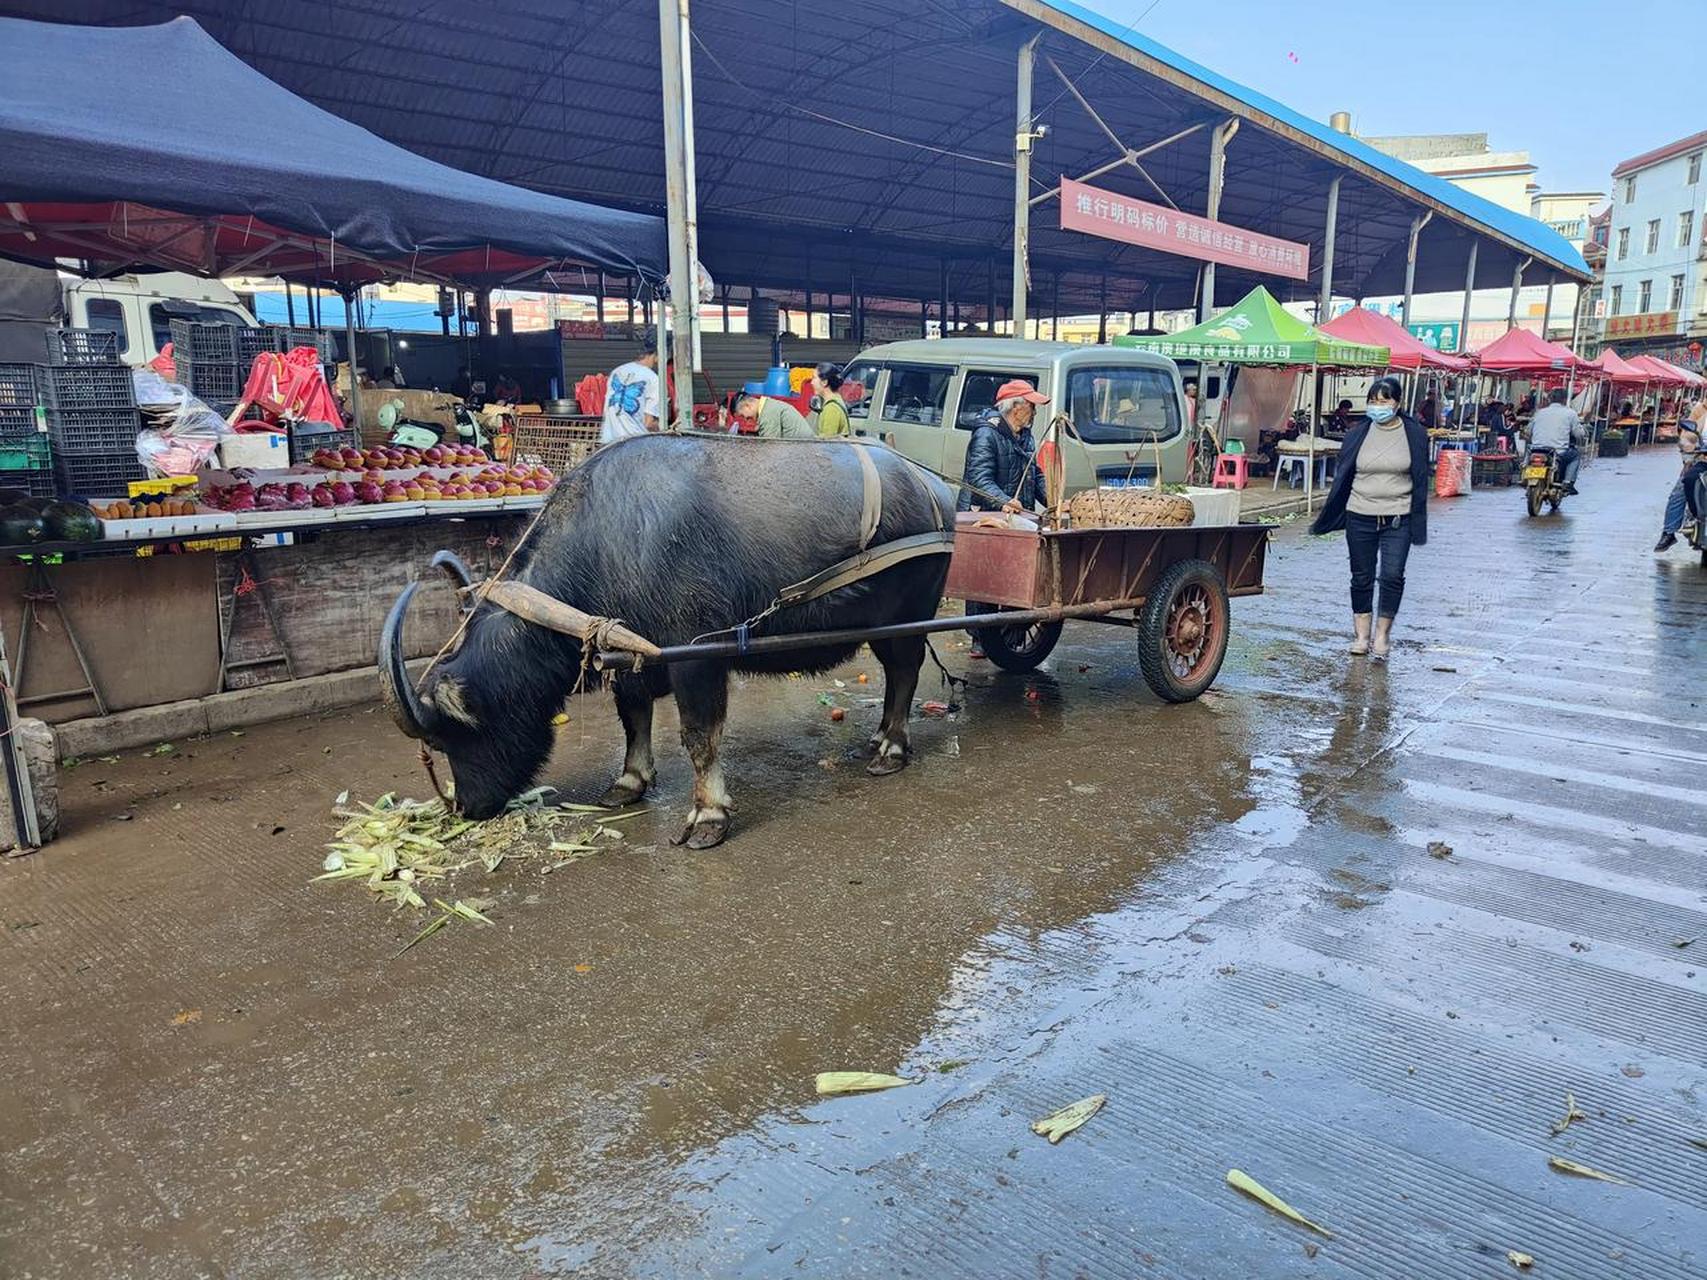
left=1116, top=286, right=1388, bottom=510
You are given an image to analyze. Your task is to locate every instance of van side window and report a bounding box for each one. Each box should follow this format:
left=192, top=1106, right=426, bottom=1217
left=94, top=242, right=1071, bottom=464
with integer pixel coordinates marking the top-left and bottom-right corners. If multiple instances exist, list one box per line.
left=881, top=365, right=951, bottom=426
left=84, top=299, right=129, bottom=356
left=1065, top=366, right=1182, bottom=443
left=956, top=371, right=1042, bottom=430
left=841, top=360, right=880, bottom=419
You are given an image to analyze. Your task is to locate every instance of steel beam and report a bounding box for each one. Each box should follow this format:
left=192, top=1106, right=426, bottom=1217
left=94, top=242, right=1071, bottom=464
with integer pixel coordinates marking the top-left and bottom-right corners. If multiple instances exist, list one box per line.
left=1508, top=256, right=1532, bottom=330
left=1011, top=34, right=1040, bottom=330
left=1200, top=118, right=1239, bottom=321
left=1458, top=241, right=1478, bottom=353
left=1402, top=211, right=1432, bottom=325
left=658, top=0, right=702, bottom=429
left=1317, top=175, right=1341, bottom=322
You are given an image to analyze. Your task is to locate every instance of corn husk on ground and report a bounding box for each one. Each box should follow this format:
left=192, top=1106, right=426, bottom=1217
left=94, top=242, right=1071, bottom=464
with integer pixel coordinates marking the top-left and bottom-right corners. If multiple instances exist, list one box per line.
left=315, top=788, right=636, bottom=949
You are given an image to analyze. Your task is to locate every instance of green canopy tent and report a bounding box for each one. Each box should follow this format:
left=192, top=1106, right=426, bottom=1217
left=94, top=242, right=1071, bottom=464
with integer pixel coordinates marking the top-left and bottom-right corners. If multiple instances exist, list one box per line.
left=1116, top=287, right=1389, bottom=507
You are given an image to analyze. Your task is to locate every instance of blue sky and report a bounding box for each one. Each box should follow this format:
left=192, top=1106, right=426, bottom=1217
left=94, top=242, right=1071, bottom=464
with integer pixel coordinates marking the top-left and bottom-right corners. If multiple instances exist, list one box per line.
left=1091, top=0, right=1687, bottom=195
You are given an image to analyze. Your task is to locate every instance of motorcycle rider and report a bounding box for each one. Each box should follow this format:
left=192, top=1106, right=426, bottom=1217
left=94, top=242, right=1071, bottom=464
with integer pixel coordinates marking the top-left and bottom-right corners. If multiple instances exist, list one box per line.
left=1525, top=388, right=1586, bottom=495
left=1654, top=405, right=1707, bottom=551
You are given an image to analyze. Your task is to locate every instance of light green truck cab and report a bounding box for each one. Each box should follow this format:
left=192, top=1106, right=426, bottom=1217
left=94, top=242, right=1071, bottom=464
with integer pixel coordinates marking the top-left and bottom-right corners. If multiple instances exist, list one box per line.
left=839, top=339, right=1187, bottom=494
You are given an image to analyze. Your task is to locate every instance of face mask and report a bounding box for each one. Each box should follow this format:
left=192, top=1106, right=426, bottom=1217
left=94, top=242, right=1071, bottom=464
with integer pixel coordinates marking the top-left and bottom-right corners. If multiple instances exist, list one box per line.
left=1367, top=404, right=1396, bottom=424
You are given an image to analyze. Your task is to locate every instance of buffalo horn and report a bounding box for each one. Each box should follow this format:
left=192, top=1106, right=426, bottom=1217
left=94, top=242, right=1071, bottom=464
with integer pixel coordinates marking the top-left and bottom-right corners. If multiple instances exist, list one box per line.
left=378, top=582, right=438, bottom=740
left=431, top=549, right=477, bottom=613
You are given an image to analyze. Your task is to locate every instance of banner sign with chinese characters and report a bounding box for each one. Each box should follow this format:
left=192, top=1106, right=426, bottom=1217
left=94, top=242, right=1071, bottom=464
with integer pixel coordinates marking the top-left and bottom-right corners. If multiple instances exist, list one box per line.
left=1059, top=178, right=1310, bottom=281
left=1603, top=311, right=1678, bottom=340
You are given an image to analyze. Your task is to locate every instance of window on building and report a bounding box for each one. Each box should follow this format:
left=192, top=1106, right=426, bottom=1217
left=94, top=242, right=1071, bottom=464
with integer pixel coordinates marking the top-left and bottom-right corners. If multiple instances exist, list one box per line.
left=1638, top=279, right=1653, bottom=312
left=1616, top=227, right=1630, bottom=260
left=1610, top=284, right=1624, bottom=314
left=1691, top=153, right=1702, bottom=185
left=1681, top=211, right=1696, bottom=248
left=1671, top=274, right=1686, bottom=312
left=1646, top=219, right=1661, bottom=254
left=1624, top=175, right=1637, bottom=204
left=82, top=299, right=130, bottom=356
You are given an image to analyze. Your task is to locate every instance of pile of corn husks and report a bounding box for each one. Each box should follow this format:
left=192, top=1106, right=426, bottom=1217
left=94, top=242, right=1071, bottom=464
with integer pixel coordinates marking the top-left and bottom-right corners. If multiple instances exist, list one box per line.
left=316, top=788, right=633, bottom=951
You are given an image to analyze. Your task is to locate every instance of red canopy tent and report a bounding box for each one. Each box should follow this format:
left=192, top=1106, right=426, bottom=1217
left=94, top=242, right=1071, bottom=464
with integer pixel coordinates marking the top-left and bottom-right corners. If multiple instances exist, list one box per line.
left=1471, top=327, right=1585, bottom=374
left=1585, top=348, right=1646, bottom=382
left=1316, top=307, right=1474, bottom=370
left=1624, top=354, right=1691, bottom=385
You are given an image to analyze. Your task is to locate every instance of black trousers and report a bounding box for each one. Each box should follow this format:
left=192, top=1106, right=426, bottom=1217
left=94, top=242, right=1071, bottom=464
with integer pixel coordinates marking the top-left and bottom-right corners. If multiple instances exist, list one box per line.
left=1345, top=512, right=1413, bottom=619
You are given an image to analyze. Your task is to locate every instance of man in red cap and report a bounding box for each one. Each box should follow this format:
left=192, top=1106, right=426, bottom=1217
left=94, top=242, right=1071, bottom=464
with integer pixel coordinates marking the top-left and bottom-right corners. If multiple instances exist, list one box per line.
left=959, top=378, right=1047, bottom=659
left=957, top=378, right=1047, bottom=515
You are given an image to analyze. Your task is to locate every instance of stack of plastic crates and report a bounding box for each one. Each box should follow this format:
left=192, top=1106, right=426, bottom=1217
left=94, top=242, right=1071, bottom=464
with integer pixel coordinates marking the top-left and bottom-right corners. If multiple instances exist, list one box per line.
left=38, top=333, right=146, bottom=497
left=171, top=320, right=270, bottom=414
left=0, top=363, right=54, bottom=498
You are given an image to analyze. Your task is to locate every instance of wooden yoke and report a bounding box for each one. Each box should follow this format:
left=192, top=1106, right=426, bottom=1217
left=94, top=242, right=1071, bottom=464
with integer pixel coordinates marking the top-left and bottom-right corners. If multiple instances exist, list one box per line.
left=468, top=580, right=662, bottom=658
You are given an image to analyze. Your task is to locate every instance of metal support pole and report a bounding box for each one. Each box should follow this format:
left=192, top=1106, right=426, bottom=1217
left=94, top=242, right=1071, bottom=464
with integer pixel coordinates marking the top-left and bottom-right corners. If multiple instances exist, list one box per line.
left=938, top=259, right=949, bottom=340
left=804, top=287, right=814, bottom=339
left=986, top=258, right=997, bottom=333
left=1317, top=175, right=1341, bottom=322
left=596, top=270, right=606, bottom=324
left=1011, top=34, right=1040, bottom=331
left=284, top=282, right=295, bottom=327
left=1200, top=119, right=1239, bottom=321
left=1402, top=211, right=1432, bottom=326
left=1542, top=277, right=1555, bottom=341
left=659, top=0, right=701, bottom=430
left=1051, top=273, right=1060, bottom=340
left=1508, top=255, right=1532, bottom=330
left=1097, top=274, right=1108, bottom=343
left=1458, top=241, right=1478, bottom=352
left=342, top=286, right=362, bottom=432
left=627, top=275, right=636, bottom=325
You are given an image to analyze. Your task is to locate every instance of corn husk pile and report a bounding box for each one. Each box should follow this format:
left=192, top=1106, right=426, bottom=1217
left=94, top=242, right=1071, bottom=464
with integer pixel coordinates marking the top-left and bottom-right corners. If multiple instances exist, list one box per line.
left=316, top=788, right=634, bottom=924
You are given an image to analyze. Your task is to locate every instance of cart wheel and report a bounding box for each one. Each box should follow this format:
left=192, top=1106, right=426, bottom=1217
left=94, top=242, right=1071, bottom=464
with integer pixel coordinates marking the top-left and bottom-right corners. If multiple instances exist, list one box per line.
left=1525, top=484, right=1545, bottom=517
left=1137, top=559, right=1230, bottom=703
left=978, top=616, right=1064, bottom=672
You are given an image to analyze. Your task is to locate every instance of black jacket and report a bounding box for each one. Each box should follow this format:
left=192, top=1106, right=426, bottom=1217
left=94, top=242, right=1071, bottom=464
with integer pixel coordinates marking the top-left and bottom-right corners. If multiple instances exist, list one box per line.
left=957, top=417, right=1041, bottom=512
left=1309, top=413, right=1431, bottom=546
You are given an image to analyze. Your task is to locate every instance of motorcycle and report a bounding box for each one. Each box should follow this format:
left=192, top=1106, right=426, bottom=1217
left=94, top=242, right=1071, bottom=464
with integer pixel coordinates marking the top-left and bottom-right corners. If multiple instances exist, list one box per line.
left=1522, top=446, right=1568, bottom=517
left=1684, top=465, right=1707, bottom=567
left=379, top=397, right=491, bottom=453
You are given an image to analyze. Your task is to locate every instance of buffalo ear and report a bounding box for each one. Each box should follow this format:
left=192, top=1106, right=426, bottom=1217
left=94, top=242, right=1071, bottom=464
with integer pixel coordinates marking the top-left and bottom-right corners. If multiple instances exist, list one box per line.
left=433, top=678, right=479, bottom=727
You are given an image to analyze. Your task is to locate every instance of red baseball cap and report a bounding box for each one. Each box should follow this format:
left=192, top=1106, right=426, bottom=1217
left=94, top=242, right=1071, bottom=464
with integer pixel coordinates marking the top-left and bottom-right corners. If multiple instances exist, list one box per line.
left=995, top=378, right=1049, bottom=405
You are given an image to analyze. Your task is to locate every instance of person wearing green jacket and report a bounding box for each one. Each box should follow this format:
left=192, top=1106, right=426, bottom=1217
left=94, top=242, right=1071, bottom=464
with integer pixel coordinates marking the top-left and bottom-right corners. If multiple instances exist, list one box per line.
left=735, top=391, right=816, bottom=439
left=812, top=363, right=851, bottom=438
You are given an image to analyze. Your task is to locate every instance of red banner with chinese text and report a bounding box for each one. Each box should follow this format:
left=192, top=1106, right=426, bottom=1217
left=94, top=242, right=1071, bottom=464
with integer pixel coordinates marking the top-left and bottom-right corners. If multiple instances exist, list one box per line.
left=1059, top=178, right=1310, bottom=282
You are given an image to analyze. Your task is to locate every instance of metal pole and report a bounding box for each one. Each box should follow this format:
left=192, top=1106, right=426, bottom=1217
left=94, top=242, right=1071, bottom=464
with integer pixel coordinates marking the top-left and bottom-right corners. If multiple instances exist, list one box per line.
left=938, top=260, right=949, bottom=340
left=1542, top=277, right=1555, bottom=341
left=1317, top=175, right=1341, bottom=322
left=342, top=286, right=362, bottom=433
left=596, top=270, right=606, bottom=324
left=1402, top=211, right=1432, bottom=326
left=659, top=0, right=701, bottom=429
left=1508, top=256, right=1532, bottom=331
left=284, top=282, right=296, bottom=327
left=1051, top=273, right=1060, bottom=340
left=1011, top=34, right=1040, bottom=330
left=1200, top=119, right=1238, bottom=321
left=1306, top=360, right=1319, bottom=513
left=1097, top=274, right=1108, bottom=344
left=986, top=258, right=997, bottom=333
left=1458, top=241, right=1478, bottom=352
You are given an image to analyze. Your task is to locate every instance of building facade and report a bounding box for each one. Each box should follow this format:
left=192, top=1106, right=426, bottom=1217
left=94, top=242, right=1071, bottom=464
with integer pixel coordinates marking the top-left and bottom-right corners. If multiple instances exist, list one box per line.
left=1597, top=129, right=1707, bottom=360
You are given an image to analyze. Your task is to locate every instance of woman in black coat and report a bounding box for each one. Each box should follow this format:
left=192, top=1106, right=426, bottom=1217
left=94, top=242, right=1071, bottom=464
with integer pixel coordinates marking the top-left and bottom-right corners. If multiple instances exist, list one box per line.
left=1310, top=375, right=1431, bottom=662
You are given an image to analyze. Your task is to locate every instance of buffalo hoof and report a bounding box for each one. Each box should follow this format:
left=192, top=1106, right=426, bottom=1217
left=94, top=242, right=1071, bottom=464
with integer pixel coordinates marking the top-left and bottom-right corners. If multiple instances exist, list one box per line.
left=866, top=751, right=909, bottom=778
left=671, top=815, right=729, bottom=849
left=598, top=781, right=648, bottom=808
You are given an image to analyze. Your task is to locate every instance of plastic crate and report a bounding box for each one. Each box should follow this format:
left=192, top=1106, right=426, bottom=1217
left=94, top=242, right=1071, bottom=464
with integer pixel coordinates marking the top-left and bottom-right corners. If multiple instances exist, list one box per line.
left=0, top=363, right=40, bottom=414
left=0, top=437, right=52, bottom=472
left=0, top=467, right=57, bottom=500
left=0, top=406, right=41, bottom=442
left=267, top=326, right=338, bottom=360
left=168, top=319, right=266, bottom=365
left=46, top=409, right=142, bottom=456
left=45, top=329, right=122, bottom=365
left=289, top=426, right=357, bottom=464
left=54, top=452, right=147, bottom=499
left=173, top=359, right=245, bottom=404
left=38, top=363, right=135, bottom=412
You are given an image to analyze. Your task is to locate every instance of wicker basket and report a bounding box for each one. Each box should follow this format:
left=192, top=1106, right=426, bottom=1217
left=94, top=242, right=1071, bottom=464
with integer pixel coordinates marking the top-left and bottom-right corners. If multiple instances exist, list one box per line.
left=1065, top=487, right=1195, bottom=529
left=510, top=414, right=600, bottom=474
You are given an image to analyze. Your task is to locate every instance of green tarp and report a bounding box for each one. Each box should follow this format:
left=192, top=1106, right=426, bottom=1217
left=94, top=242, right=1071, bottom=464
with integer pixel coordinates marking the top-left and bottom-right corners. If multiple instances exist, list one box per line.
left=1114, top=286, right=1388, bottom=368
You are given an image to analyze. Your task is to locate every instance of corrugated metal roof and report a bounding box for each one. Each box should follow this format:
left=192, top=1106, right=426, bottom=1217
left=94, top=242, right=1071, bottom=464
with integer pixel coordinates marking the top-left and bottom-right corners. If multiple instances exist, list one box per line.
left=0, top=0, right=1589, bottom=317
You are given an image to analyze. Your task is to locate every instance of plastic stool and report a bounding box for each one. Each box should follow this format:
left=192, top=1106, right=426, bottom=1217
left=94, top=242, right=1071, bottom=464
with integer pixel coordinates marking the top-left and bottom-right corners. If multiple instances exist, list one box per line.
left=1274, top=455, right=1306, bottom=489
left=1212, top=452, right=1249, bottom=489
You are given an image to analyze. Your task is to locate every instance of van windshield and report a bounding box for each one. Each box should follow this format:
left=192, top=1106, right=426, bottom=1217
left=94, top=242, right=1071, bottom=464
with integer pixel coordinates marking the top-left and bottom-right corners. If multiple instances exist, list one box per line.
left=1065, top=366, right=1181, bottom=443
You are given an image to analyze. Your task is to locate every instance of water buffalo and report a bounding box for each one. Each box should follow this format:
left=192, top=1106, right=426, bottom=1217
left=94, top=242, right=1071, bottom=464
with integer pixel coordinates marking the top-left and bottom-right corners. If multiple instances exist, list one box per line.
left=379, top=434, right=955, bottom=848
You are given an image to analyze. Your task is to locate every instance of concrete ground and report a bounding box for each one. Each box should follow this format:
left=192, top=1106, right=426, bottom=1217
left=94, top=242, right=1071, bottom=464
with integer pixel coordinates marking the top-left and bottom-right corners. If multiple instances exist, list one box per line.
left=2, top=447, right=1703, bottom=1279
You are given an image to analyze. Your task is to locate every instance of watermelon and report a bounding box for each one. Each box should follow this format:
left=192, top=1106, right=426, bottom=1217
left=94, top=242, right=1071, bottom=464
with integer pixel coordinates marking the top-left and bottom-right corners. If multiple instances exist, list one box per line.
left=0, top=505, right=48, bottom=546
left=44, top=501, right=101, bottom=542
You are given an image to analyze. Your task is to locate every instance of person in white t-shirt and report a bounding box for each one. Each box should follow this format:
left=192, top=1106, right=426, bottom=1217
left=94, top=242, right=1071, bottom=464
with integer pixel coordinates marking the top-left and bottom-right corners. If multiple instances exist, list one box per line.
left=599, top=335, right=661, bottom=444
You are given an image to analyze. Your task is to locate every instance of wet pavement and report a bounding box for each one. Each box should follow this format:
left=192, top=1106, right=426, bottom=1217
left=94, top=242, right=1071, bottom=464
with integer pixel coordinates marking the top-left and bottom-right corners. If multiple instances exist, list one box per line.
left=3, top=447, right=1704, bottom=1278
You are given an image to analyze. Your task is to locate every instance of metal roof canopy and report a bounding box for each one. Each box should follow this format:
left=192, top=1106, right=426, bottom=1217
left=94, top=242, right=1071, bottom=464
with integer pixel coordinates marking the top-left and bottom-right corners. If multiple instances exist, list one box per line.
left=0, top=0, right=1587, bottom=320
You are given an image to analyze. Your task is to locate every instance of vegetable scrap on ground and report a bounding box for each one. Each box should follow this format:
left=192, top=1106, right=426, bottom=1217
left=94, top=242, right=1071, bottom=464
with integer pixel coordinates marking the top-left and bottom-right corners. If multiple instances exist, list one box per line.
left=314, top=788, right=637, bottom=949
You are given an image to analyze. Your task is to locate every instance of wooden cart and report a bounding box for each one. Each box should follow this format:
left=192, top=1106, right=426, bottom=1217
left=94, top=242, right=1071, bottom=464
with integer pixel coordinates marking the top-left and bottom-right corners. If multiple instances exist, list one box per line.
left=582, top=519, right=1268, bottom=705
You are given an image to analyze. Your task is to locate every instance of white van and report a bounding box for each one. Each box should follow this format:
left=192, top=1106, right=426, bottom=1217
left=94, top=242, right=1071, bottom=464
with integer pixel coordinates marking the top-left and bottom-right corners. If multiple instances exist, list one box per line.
left=840, top=338, right=1189, bottom=493
left=63, top=272, right=258, bottom=367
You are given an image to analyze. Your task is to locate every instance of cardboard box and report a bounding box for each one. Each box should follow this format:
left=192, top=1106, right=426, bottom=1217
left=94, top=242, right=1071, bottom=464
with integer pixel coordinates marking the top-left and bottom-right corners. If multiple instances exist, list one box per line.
left=220, top=433, right=289, bottom=469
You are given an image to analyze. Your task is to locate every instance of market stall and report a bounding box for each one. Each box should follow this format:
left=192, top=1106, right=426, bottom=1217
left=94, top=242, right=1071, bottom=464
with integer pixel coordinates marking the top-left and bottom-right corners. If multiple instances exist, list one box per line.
left=1116, top=286, right=1388, bottom=508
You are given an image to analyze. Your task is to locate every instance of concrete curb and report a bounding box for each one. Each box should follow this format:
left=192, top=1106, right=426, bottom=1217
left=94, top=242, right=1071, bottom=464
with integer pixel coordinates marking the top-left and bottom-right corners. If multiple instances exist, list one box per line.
left=53, top=659, right=430, bottom=761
